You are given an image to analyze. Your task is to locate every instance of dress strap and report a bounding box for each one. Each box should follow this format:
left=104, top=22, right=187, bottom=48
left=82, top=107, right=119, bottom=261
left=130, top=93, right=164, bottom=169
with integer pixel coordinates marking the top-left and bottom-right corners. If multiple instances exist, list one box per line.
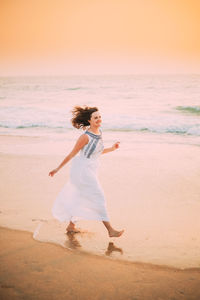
left=85, top=130, right=101, bottom=140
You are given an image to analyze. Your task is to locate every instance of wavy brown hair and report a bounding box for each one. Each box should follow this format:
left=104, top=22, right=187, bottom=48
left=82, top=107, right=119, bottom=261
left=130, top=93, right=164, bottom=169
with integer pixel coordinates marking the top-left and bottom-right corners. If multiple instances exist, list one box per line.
left=71, top=106, right=98, bottom=129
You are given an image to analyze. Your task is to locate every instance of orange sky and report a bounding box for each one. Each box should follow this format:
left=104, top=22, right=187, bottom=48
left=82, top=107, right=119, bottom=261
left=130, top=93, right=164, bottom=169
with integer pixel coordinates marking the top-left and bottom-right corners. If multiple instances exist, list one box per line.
left=0, top=0, right=200, bottom=75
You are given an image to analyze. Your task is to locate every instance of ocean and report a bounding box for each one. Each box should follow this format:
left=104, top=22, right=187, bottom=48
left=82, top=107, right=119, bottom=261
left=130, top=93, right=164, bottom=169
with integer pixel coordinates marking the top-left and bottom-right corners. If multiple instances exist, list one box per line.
left=0, top=74, right=200, bottom=154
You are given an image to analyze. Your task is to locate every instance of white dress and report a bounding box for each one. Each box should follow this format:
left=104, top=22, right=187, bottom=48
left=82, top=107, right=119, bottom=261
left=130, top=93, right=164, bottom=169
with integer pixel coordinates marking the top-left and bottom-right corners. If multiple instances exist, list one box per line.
left=52, top=130, right=110, bottom=223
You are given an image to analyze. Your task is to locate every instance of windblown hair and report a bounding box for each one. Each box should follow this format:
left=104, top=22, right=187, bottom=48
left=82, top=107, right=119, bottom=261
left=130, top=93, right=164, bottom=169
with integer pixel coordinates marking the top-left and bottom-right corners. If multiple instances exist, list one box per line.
left=71, top=106, right=98, bottom=129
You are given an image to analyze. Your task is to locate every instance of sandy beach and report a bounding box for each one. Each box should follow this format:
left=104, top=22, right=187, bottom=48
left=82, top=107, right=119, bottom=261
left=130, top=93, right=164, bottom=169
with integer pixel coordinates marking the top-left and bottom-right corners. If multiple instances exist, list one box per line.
left=1, top=227, right=200, bottom=300
left=1, top=134, right=200, bottom=299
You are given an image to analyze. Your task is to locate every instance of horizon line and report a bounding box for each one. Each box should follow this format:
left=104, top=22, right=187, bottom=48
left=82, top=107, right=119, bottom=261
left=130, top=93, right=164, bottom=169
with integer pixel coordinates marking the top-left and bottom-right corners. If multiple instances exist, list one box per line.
left=0, top=72, right=199, bottom=77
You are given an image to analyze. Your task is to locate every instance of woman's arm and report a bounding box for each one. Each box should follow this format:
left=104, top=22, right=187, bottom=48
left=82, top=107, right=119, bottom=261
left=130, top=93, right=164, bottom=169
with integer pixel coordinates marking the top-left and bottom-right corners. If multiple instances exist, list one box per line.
left=49, top=134, right=89, bottom=177
left=102, top=141, right=120, bottom=154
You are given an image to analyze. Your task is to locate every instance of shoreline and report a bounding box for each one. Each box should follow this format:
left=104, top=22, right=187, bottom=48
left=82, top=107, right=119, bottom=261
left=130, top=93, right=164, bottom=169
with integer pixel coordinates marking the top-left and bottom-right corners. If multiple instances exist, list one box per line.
left=1, top=226, right=200, bottom=300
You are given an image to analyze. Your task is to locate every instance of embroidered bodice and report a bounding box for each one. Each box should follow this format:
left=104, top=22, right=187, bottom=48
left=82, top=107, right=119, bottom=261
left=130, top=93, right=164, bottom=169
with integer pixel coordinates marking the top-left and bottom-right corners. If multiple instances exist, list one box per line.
left=80, top=130, right=104, bottom=159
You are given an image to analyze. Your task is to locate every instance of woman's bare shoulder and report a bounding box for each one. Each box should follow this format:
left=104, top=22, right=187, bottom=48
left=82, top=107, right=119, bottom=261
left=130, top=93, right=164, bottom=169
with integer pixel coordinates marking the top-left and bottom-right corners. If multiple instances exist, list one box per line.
left=76, top=133, right=89, bottom=144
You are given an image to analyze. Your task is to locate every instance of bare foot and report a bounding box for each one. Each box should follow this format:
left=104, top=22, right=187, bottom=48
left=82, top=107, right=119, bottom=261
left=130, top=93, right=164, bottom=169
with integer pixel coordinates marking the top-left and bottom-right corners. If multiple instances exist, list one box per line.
left=108, top=229, right=124, bottom=238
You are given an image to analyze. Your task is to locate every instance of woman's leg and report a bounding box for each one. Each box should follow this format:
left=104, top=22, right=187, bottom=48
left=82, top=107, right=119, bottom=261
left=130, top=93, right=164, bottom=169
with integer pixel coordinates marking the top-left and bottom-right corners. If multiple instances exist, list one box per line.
left=66, top=221, right=75, bottom=231
left=66, top=221, right=81, bottom=233
left=102, top=221, right=124, bottom=237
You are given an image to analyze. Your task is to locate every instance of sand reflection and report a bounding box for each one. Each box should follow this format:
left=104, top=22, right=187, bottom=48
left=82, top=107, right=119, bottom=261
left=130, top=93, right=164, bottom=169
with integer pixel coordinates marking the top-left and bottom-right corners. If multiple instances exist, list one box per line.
left=65, top=232, right=81, bottom=249
left=65, top=232, right=123, bottom=257
left=105, top=242, right=123, bottom=256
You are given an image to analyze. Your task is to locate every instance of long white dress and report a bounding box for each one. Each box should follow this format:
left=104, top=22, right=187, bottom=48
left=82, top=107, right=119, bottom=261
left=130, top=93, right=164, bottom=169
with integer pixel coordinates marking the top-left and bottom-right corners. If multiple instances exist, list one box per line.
left=52, top=130, right=110, bottom=223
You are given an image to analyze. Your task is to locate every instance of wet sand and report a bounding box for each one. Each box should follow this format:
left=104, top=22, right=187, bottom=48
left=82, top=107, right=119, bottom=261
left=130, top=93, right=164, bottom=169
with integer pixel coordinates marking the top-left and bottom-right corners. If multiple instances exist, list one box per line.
left=1, top=227, right=200, bottom=300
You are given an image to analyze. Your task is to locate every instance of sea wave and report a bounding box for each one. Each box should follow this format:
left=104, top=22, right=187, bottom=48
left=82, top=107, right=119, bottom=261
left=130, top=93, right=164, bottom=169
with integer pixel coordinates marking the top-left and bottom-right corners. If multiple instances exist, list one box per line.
left=0, top=124, right=65, bottom=129
left=105, top=124, right=200, bottom=136
left=1, top=123, right=200, bottom=136
left=176, top=106, right=200, bottom=115
left=64, top=87, right=84, bottom=91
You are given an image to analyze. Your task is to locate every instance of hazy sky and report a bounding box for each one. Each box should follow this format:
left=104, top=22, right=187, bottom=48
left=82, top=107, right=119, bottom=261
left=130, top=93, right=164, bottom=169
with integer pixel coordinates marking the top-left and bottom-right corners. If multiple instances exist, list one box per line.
left=0, top=0, right=200, bottom=75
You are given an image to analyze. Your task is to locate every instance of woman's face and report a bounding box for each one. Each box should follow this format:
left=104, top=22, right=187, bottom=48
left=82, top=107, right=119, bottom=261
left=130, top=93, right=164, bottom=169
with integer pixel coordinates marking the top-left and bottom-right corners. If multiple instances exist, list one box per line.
left=89, top=111, right=102, bottom=127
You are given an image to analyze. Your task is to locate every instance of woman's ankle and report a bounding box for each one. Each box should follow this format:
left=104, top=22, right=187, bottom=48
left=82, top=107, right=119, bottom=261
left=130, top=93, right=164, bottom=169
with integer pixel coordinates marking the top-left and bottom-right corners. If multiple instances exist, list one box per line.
left=67, top=222, right=75, bottom=229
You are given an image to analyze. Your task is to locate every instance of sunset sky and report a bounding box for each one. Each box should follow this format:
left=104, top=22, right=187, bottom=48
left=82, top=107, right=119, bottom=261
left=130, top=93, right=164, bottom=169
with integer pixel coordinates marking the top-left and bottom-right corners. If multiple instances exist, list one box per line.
left=0, top=0, right=200, bottom=75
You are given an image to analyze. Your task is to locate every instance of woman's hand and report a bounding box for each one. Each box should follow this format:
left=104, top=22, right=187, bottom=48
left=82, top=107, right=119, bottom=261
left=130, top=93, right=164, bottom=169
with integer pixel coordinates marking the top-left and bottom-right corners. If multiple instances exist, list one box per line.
left=49, top=168, right=58, bottom=177
left=111, top=141, right=120, bottom=151
left=101, top=141, right=120, bottom=154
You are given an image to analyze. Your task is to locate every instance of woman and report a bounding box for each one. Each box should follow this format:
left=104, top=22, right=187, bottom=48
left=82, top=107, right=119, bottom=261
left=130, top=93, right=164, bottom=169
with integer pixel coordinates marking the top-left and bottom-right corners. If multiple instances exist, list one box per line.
left=49, top=106, right=124, bottom=238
